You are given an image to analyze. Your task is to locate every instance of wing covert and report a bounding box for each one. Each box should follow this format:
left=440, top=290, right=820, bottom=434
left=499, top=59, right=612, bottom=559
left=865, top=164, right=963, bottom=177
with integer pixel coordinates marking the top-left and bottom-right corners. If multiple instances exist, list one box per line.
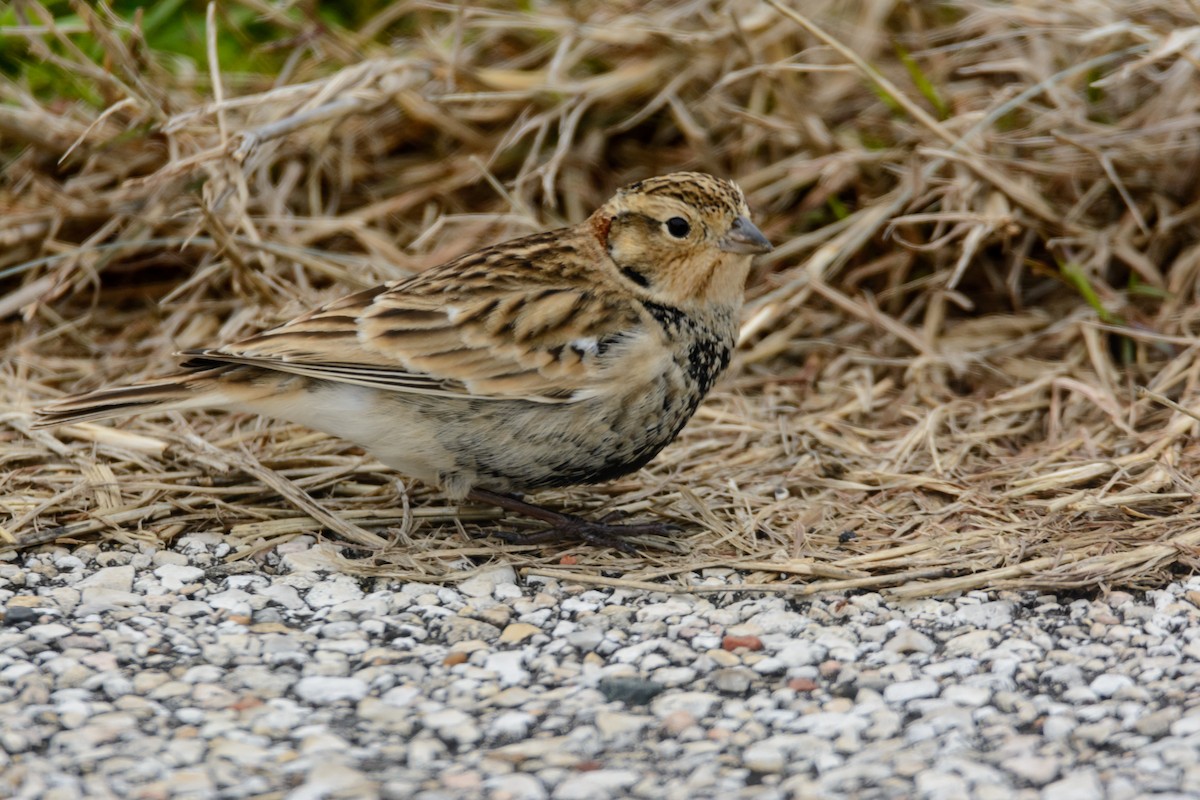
left=182, top=273, right=644, bottom=404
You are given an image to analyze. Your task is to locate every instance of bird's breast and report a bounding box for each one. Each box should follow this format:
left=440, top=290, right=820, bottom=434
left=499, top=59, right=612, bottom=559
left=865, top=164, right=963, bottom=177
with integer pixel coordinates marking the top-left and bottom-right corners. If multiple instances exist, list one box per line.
left=413, top=305, right=736, bottom=494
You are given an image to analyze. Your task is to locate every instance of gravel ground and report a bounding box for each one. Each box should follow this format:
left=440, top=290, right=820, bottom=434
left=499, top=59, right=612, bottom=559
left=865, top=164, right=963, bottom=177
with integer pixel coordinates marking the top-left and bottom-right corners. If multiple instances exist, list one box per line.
left=3, top=534, right=1200, bottom=799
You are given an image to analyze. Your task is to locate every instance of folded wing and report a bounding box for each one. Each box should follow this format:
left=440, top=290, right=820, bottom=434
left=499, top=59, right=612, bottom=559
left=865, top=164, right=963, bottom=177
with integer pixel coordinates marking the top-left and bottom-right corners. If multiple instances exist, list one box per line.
left=182, top=268, right=643, bottom=404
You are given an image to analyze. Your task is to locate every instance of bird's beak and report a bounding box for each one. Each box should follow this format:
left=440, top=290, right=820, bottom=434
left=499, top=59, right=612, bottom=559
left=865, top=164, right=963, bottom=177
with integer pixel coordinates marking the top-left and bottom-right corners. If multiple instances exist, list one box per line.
left=719, top=215, right=773, bottom=255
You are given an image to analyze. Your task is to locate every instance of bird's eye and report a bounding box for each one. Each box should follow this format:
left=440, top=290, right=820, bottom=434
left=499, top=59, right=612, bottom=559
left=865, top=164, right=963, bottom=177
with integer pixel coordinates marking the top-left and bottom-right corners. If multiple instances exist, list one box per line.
left=665, top=217, right=691, bottom=239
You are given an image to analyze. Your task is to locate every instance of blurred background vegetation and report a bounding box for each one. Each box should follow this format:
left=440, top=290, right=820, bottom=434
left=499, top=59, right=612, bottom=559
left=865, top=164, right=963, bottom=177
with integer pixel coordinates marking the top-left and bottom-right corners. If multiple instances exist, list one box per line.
left=1, top=1, right=398, bottom=93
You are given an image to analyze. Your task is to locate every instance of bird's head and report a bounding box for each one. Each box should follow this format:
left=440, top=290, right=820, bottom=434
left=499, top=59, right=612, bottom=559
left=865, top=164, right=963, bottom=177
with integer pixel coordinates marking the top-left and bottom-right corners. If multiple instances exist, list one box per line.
left=591, top=172, right=771, bottom=310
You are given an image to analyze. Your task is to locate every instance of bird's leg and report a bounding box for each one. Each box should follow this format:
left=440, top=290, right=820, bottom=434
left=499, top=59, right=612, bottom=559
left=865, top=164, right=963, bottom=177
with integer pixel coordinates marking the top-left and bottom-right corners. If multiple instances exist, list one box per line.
left=465, top=488, right=678, bottom=553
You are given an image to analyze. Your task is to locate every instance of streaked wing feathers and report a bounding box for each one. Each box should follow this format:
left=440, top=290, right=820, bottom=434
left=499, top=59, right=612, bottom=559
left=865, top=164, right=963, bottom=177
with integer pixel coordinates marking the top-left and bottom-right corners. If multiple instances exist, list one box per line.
left=182, top=267, right=643, bottom=404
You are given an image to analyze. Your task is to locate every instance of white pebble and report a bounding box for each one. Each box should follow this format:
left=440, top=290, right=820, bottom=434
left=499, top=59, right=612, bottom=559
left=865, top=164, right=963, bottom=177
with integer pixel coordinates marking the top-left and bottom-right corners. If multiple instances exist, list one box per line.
left=1089, top=673, right=1134, bottom=698
left=293, top=677, right=368, bottom=705
left=153, top=564, right=204, bottom=590
left=884, top=679, right=940, bottom=704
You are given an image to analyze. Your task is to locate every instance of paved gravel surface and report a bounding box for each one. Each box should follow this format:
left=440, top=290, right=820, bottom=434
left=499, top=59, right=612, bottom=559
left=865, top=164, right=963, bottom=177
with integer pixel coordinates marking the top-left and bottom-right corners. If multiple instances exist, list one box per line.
left=3, top=533, right=1200, bottom=799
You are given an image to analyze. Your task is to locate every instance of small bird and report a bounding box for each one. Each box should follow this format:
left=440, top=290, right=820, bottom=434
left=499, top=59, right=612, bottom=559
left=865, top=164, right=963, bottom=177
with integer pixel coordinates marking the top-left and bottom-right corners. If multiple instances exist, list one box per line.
left=35, top=172, right=772, bottom=549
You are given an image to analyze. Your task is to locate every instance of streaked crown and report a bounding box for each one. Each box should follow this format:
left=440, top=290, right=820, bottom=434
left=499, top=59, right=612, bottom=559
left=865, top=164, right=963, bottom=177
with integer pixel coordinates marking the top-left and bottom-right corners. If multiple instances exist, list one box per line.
left=616, top=172, right=750, bottom=218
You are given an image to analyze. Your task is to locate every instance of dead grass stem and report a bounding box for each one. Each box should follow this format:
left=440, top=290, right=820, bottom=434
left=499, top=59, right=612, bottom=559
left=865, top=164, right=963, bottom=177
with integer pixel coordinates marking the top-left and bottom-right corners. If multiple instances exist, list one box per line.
left=5, top=1, right=1200, bottom=595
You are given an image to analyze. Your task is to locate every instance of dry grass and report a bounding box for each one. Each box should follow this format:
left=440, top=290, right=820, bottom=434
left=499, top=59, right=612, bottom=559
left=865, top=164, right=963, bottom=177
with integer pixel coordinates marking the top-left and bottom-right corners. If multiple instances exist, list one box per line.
left=5, top=0, right=1200, bottom=596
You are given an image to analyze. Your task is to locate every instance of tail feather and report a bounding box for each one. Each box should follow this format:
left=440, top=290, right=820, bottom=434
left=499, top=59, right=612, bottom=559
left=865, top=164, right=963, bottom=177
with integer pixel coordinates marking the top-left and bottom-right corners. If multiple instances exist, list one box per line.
left=33, top=379, right=206, bottom=428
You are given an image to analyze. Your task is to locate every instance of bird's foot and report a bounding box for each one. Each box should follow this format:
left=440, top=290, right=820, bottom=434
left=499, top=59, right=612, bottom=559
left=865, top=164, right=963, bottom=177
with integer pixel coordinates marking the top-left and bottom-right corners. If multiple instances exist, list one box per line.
left=467, top=488, right=679, bottom=553
left=491, top=516, right=679, bottom=554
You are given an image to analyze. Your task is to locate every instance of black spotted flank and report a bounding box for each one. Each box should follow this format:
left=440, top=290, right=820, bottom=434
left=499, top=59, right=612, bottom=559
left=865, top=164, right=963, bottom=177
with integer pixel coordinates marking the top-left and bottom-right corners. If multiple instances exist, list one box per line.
left=641, top=300, right=732, bottom=395
left=686, top=336, right=731, bottom=396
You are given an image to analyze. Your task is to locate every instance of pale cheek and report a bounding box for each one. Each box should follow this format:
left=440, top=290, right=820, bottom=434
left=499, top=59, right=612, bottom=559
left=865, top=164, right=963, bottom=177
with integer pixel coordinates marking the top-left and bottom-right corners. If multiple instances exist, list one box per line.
left=608, top=230, right=650, bottom=266
left=658, top=252, right=712, bottom=297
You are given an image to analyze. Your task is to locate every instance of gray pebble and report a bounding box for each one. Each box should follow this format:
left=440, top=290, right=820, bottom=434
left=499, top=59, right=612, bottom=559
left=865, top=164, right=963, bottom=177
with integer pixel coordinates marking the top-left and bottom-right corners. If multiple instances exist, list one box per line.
left=76, top=565, right=134, bottom=592
left=598, top=676, right=666, bottom=705
left=1135, top=707, right=1180, bottom=738
left=884, top=627, right=935, bottom=655
left=954, top=600, right=1013, bottom=629
left=1090, top=673, right=1134, bottom=697
left=883, top=679, right=940, bottom=704
left=651, top=691, right=718, bottom=719
left=1002, top=754, right=1060, bottom=785
left=459, top=565, right=518, bottom=599
left=293, top=676, right=368, bottom=704
left=553, top=769, right=639, bottom=799
left=25, top=622, right=73, bottom=642
left=2, top=543, right=1199, bottom=799
left=712, top=667, right=754, bottom=694
left=1041, top=769, right=1102, bottom=799
left=168, top=599, right=213, bottom=617
left=304, top=575, right=365, bottom=608
left=485, top=773, right=547, bottom=800
left=153, top=564, right=204, bottom=590
left=774, top=640, right=823, bottom=667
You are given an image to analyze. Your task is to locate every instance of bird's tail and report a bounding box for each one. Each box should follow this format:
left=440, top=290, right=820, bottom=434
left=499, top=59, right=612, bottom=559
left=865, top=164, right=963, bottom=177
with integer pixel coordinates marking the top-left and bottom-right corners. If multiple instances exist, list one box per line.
left=32, top=377, right=211, bottom=428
